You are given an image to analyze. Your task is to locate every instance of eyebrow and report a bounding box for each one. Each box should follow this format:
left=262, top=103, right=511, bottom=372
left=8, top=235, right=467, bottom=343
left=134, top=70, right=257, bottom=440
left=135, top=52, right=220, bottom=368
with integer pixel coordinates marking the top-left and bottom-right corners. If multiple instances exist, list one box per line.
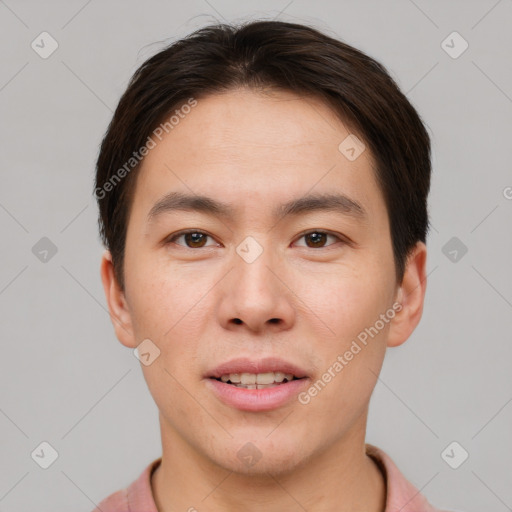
left=146, top=191, right=367, bottom=224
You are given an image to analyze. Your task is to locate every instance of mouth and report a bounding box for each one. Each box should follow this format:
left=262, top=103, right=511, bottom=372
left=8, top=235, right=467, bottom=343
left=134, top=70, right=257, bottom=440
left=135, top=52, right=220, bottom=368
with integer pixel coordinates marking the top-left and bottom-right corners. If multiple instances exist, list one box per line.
left=205, top=357, right=310, bottom=411
left=210, top=371, right=304, bottom=390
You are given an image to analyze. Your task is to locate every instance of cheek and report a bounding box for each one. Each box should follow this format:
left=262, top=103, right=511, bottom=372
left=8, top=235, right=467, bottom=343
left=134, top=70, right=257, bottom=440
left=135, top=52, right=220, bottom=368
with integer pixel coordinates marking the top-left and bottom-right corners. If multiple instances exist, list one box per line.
left=294, top=258, right=392, bottom=342
left=125, top=254, right=196, bottom=336
left=299, top=275, right=390, bottom=428
left=126, top=260, right=213, bottom=379
left=308, top=262, right=392, bottom=403
left=337, top=283, right=391, bottom=344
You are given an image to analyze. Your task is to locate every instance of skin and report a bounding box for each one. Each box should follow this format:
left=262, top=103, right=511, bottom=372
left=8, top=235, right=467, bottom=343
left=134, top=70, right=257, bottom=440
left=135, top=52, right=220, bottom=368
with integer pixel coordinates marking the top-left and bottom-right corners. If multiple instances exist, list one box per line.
left=101, top=88, right=427, bottom=512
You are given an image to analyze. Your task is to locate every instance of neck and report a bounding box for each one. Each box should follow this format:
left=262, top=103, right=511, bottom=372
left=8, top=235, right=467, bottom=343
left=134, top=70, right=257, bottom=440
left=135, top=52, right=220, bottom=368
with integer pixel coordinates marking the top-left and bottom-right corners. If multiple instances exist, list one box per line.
left=152, top=413, right=386, bottom=512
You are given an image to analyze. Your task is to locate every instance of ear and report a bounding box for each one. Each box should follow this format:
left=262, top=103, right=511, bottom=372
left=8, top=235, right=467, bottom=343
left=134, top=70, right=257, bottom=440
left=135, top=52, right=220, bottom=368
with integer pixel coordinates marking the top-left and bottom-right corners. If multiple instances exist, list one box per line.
left=100, top=250, right=137, bottom=348
left=387, top=241, right=427, bottom=348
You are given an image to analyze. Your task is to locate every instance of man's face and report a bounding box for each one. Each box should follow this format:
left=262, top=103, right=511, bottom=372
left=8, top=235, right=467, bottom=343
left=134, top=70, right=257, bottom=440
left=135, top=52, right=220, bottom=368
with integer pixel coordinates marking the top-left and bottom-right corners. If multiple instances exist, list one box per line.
left=112, top=88, right=403, bottom=474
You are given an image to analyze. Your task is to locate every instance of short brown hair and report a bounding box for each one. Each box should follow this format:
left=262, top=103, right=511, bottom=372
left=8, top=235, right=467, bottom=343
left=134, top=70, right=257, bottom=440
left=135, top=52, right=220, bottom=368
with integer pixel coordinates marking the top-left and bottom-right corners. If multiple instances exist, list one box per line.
left=95, top=20, right=431, bottom=291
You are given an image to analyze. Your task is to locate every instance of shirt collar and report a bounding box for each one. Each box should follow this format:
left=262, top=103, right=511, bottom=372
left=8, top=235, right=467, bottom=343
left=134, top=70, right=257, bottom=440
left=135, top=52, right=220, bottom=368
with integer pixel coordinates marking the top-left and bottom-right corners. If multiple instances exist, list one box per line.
left=124, top=444, right=440, bottom=512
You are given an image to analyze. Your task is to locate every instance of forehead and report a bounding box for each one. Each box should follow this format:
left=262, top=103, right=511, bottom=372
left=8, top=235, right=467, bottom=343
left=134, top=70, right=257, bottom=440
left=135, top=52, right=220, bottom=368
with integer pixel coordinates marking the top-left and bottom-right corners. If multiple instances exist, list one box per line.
left=148, top=88, right=358, bottom=163
left=132, top=88, right=384, bottom=223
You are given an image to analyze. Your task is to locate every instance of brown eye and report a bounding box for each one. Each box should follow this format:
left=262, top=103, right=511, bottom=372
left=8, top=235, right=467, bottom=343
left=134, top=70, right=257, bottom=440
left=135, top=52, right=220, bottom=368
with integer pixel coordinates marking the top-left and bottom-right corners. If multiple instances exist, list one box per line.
left=166, top=230, right=216, bottom=248
left=295, top=230, right=343, bottom=249
left=183, top=232, right=208, bottom=248
left=305, top=232, right=328, bottom=248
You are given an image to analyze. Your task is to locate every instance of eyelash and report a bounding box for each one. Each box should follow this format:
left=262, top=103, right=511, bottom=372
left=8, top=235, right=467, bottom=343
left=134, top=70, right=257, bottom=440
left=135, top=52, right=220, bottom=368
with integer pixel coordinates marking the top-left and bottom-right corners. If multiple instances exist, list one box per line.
left=164, top=229, right=347, bottom=249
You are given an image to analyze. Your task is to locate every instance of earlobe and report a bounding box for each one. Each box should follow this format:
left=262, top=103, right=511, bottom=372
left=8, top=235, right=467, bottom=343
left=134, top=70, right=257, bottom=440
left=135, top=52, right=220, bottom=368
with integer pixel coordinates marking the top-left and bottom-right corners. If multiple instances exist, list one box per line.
left=100, top=250, right=137, bottom=348
left=386, top=242, right=427, bottom=348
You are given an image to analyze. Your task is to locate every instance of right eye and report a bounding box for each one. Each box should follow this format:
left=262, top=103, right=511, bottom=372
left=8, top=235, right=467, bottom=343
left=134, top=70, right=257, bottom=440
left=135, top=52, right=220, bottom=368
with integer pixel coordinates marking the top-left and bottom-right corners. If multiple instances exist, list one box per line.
left=164, top=230, right=218, bottom=249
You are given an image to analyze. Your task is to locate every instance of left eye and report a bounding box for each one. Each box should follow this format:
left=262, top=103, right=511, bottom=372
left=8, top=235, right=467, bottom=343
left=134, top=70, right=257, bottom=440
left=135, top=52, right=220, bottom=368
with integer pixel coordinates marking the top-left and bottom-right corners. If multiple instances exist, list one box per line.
left=165, top=230, right=343, bottom=249
left=294, top=230, right=343, bottom=249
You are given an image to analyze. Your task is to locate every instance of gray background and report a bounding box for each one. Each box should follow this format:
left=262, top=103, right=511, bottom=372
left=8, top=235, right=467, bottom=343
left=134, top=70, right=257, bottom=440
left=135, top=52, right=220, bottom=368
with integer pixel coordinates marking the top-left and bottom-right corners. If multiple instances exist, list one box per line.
left=0, top=1, right=511, bottom=511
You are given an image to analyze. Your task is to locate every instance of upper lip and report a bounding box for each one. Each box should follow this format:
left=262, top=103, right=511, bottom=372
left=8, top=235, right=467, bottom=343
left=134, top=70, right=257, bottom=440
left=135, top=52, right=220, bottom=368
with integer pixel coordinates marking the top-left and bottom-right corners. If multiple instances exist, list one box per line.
left=207, top=357, right=309, bottom=379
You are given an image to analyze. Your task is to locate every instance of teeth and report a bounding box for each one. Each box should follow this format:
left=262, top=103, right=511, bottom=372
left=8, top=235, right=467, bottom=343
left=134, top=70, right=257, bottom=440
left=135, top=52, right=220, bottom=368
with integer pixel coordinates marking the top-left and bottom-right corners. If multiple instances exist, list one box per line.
left=217, top=371, right=298, bottom=386
left=240, top=373, right=256, bottom=385
left=274, top=372, right=285, bottom=383
left=232, top=383, right=280, bottom=389
left=256, top=372, right=275, bottom=384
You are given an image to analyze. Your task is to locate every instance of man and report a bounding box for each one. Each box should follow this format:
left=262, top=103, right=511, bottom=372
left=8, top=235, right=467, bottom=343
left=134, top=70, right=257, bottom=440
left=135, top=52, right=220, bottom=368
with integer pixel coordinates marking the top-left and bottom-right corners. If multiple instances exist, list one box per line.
left=94, top=20, right=452, bottom=512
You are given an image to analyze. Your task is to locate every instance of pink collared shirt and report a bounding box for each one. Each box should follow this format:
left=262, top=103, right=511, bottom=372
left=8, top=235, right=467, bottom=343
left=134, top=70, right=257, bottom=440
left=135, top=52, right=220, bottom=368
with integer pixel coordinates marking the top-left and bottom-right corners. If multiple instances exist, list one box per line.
left=92, top=444, right=452, bottom=511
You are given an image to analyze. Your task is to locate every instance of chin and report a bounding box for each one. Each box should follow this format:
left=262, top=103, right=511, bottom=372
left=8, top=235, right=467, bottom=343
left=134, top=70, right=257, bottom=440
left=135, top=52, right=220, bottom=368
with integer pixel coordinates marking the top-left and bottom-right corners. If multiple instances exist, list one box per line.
left=209, top=433, right=310, bottom=477
left=230, top=452, right=306, bottom=477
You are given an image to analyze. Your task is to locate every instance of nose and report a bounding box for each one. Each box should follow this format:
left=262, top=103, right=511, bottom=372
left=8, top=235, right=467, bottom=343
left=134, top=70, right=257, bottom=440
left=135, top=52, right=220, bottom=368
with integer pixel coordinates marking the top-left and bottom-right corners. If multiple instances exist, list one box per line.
left=216, top=237, right=296, bottom=334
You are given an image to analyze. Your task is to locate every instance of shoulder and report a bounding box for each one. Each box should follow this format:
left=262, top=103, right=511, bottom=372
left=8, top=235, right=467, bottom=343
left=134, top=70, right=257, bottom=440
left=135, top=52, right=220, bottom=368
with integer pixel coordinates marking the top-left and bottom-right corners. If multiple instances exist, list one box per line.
left=89, top=457, right=161, bottom=512
left=365, top=444, right=462, bottom=512
left=91, top=488, right=129, bottom=512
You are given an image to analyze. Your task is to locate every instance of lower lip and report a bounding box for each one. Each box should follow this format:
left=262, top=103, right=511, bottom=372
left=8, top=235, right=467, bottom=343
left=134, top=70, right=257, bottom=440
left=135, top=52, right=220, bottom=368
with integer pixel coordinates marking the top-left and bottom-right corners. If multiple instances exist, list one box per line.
left=205, top=378, right=309, bottom=412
